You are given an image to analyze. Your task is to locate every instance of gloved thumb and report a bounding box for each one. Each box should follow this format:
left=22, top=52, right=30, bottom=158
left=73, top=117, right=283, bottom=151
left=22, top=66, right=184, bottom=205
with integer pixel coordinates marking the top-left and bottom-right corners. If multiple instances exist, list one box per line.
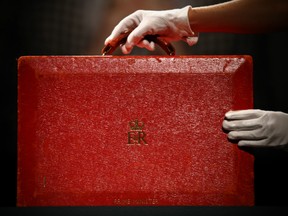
left=184, top=33, right=199, bottom=46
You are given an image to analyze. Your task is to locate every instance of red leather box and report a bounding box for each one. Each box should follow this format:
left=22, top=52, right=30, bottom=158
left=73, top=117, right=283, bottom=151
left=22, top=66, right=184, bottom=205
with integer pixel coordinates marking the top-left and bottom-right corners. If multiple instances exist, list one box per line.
left=17, top=56, right=254, bottom=206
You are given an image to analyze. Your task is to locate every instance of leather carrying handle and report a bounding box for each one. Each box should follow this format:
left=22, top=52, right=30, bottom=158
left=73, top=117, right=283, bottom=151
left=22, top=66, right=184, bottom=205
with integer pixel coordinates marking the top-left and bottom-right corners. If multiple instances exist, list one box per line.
left=102, top=32, right=175, bottom=56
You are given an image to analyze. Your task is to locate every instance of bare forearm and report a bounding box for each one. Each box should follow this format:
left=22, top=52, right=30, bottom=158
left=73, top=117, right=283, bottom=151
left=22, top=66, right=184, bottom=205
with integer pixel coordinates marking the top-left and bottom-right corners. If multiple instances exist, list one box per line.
left=189, top=0, right=288, bottom=33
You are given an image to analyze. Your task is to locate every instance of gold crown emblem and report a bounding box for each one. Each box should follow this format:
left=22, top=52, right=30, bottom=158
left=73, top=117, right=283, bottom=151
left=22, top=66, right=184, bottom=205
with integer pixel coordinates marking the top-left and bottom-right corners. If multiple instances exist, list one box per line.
left=129, top=119, right=144, bottom=131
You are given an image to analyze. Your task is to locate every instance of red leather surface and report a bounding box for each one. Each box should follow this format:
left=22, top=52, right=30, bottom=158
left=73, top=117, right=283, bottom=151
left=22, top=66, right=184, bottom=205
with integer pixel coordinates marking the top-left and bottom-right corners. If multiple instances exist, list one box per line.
left=17, top=56, right=254, bottom=206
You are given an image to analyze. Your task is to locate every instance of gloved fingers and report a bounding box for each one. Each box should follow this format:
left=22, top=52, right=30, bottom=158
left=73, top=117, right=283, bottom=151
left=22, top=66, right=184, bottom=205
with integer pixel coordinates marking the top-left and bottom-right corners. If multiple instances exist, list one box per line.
left=104, top=11, right=141, bottom=46
left=222, top=118, right=262, bottom=131
left=104, top=25, right=130, bottom=46
left=124, top=19, right=157, bottom=53
left=225, top=109, right=264, bottom=120
left=228, top=128, right=267, bottom=141
left=224, top=110, right=288, bottom=150
left=120, top=44, right=133, bottom=55
left=238, top=139, right=269, bottom=148
left=182, top=33, right=199, bottom=46
left=121, top=39, right=156, bottom=54
left=136, top=39, right=155, bottom=51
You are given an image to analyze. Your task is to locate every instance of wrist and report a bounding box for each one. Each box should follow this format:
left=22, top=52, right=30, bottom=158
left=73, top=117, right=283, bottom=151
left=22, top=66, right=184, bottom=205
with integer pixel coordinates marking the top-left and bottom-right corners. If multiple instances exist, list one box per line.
left=188, top=6, right=202, bottom=33
left=188, top=6, right=196, bottom=31
left=175, top=6, right=197, bottom=37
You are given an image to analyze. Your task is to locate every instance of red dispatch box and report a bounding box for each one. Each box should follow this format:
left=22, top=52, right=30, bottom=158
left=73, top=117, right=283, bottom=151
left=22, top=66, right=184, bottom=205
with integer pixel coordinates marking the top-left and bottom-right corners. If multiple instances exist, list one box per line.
left=17, top=55, right=254, bottom=206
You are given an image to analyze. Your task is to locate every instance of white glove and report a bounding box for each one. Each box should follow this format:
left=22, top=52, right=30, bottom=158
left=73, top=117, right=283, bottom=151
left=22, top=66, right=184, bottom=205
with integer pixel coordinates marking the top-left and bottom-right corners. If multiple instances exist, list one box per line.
left=222, top=109, right=288, bottom=151
left=104, top=6, right=199, bottom=54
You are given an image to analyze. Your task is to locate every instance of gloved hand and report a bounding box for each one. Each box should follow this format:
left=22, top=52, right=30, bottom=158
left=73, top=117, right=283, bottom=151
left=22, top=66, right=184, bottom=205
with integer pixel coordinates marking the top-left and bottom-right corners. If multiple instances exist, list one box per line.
left=104, top=6, right=199, bottom=54
left=222, top=109, right=288, bottom=151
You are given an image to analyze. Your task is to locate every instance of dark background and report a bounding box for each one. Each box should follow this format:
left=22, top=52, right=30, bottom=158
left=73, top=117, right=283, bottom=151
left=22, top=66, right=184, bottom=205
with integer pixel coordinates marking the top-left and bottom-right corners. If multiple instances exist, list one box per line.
left=1, top=0, right=288, bottom=214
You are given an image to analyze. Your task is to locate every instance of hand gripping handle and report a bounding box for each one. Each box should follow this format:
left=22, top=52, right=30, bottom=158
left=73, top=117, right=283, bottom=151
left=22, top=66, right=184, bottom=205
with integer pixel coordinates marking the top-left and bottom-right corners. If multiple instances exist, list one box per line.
left=102, top=32, right=175, bottom=56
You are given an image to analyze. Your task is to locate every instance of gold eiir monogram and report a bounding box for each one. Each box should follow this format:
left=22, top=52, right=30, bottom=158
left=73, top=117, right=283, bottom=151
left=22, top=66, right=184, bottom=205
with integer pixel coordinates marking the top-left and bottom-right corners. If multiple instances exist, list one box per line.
left=127, top=119, right=147, bottom=145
